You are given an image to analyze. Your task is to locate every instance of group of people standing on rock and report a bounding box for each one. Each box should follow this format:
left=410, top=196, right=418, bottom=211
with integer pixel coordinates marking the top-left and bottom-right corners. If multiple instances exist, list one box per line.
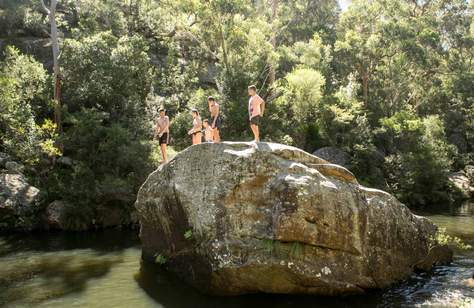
left=153, top=85, right=265, bottom=163
left=187, top=95, right=222, bottom=145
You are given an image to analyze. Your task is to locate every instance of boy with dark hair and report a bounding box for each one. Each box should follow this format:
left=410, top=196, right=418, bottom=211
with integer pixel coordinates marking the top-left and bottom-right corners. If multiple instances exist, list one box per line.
left=247, top=85, right=265, bottom=143
left=154, top=107, right=170, bottom=163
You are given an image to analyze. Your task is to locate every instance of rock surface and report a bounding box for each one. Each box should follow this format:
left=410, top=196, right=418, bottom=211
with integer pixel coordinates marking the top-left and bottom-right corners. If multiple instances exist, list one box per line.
left=465, top=165, right=474, bottom=183
left=0, top=153, right=10, bottom=168
left=45, top=200, right=72, bottom=230
left=5, top=161, right=24, bottom=174
left=45, top=200, right=138, bottom=231
left=312, top=146, right=351, bottom=168
left=448, top=169, right=474, bottom=199
left=135, top=142, right=449, bottom=296
left=0, top=172, right=41, bottom=230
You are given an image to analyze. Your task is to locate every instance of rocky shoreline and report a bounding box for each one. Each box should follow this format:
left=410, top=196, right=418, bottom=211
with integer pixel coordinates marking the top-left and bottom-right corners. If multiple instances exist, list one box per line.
left=0, top=152, right=137, bottom=232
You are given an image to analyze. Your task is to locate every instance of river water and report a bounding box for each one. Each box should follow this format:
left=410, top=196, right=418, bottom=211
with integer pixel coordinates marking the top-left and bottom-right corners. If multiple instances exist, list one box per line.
left=0, top=203, right=473, bottom=308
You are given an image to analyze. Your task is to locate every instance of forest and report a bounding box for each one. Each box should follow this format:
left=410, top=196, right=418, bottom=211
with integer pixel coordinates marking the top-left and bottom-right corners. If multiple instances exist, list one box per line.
left=0, top=0, right=473, bottom=228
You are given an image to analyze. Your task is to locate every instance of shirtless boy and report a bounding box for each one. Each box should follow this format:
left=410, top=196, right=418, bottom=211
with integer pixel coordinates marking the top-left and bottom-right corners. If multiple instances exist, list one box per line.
left=208, top=96, right=222, bottom=143
left=203, top=119, right=213, bottom=143
left=247, top=85, right=265, bottom=143
left=154, top=108, right=170, bottom=163
left=188, top=108, right=202, bottom=145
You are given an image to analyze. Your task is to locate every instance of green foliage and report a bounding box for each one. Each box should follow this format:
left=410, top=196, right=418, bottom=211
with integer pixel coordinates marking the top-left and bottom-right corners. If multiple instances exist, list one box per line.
left=62, top=32, right=153, bottom=125
left=273, top=67, right=325, bottom=150
left=42, top=32, right=155, bottom=211
left=71, top=0, right=128, bottom=37
left=0, top=0, right=47, bottom=37
left=261, top=239, right=276, bottom=255
left=289, top=242, right=304, bottom=259
left=184, top=229, right=193, bottom=240
left=0, top=46, right=57, bottom=165
left=1, top=0, right=473, bottom=210
left=47, top=108, right=153, bottom=206
left=170, top=112, right=193, bottom=151
left=379, top=112, right=456, bottom=205
left=154, top=254, right=167, bottom=265
left=431, top=227, right=472, bottom=250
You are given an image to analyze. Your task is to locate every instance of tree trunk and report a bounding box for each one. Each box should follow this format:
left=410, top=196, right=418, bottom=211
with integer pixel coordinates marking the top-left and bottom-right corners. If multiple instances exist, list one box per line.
left=362, top=72, right=369, bottom=104
left=50, top=0, right=62, bottom=134
left=268, top=0, right=278, bottom=89
left=218, top=15, right=230, bottom=73
left=41, top=0, right=62, bottom=136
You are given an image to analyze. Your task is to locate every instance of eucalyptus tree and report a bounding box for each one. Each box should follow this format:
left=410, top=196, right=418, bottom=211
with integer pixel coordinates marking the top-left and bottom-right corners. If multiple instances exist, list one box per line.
left=40, top=0, right=62, bottom=133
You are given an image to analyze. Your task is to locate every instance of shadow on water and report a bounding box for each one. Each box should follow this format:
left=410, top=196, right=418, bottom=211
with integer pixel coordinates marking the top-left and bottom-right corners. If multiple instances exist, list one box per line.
left=0, top=255, right=122, bottom=305
left=135, top=261, right=385, bottom=308
left=0, top=228, right=139, bottom=257
left=0, top=229, right=140, bottom=306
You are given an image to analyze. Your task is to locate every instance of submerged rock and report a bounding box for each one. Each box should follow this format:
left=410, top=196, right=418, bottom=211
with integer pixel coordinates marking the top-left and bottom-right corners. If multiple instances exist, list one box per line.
left=135, top=142, right=451, bottom=296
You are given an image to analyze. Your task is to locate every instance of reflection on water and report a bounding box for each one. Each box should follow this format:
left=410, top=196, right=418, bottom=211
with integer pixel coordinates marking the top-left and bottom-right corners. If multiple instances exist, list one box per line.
left=0, top=202, right=473, bottom=308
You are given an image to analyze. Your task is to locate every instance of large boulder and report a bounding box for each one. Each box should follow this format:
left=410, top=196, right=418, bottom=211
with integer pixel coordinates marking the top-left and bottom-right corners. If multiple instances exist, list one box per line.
left=448, top=170, right=474, bottom=199
left=312, top=146, right=351, bottom=168
left=135, top=142, right=451, bottom=296
left=45, top=200, right=138, bottom=231
left=0, top=172, right=41, bottom=230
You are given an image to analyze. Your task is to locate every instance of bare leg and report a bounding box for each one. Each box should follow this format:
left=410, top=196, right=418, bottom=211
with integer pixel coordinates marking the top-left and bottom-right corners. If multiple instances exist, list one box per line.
left=213, top=129, right=221, bottom=143
left=160, top=143, right=167, bottom=162
left=250, top=124, right=259, bottom=142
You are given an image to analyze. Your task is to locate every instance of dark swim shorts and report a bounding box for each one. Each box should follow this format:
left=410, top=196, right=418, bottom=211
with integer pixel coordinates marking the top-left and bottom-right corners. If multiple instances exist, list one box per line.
left=159, top=133, right=169, bottom=145
left=210, top=116, right=222, bottom=129
left=250, top=115, right=261, bottom=126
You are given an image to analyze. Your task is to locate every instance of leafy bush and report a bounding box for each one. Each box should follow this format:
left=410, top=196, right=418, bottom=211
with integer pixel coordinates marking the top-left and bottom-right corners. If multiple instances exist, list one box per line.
left=379, top=112, right=456, bottom=205
left=43, top=32, right=155, bottom=210
left=170, top=111, right=193, bottom=151
left=0, top=46, right=57, bottom=165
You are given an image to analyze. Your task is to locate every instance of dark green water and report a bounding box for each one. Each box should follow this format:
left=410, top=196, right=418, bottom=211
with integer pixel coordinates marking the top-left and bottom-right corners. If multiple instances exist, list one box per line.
left=0, top=203, right=473, bottom=308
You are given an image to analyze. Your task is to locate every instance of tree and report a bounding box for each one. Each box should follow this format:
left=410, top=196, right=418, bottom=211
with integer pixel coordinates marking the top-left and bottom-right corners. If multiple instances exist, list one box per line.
left=378, top=111, right=456, bottom=205
left=40, top=0, right=62, bottom=134
left=274, top=67, right=326, bottom=150
left=0, top=47, right=58, bottom=165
